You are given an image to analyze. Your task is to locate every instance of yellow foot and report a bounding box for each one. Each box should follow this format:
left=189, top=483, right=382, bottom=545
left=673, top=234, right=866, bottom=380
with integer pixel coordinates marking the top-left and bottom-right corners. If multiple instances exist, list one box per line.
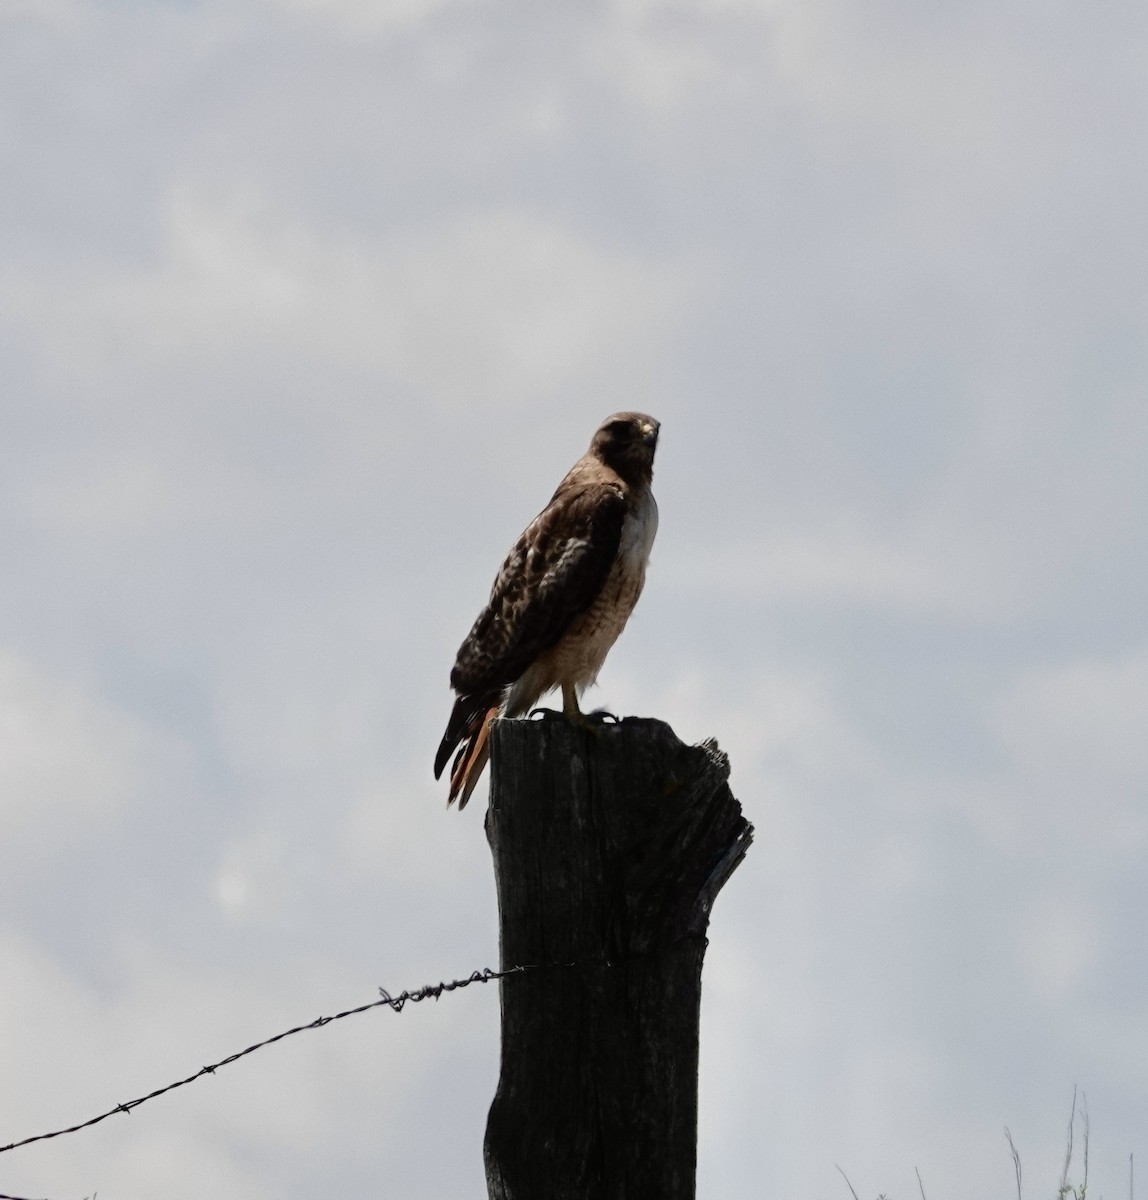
left=564, top=708, right=618, bottom=733
left=558, top=683, right=618, bottom=733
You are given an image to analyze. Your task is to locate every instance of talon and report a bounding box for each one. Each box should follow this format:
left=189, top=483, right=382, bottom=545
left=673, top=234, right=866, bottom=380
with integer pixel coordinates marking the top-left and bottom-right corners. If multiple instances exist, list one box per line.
left=565, top=709, right=607, bottom=734
left=528, top=707, right=562, bottom=721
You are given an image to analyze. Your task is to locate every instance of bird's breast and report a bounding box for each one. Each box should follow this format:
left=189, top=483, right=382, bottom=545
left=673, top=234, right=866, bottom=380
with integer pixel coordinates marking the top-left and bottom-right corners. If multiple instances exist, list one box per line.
left=618, top=485, right=658, bottom=575
left=546, top=487, right=658, bottom=687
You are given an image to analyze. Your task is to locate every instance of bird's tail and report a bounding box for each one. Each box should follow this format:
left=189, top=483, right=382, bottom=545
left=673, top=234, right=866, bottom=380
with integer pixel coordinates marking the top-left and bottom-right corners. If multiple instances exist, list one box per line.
left=449, top=705, right=498, bottom=809
left=434, top=693, right=500, bottom=809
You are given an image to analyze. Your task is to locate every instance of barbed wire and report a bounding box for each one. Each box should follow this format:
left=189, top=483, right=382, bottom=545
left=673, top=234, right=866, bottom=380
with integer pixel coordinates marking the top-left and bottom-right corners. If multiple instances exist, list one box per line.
left=0, top=962, right=538, bottom=1200
left=0, top=1193, right=93, bottom=1200
left=1, top=943, right=700, bottom=1200
left=0, top=962, right=533, bottom=1161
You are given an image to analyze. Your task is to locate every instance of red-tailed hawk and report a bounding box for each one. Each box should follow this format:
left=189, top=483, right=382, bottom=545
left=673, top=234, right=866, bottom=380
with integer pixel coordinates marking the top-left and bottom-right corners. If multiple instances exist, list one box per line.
left=434, top=412, right=660, bottom=808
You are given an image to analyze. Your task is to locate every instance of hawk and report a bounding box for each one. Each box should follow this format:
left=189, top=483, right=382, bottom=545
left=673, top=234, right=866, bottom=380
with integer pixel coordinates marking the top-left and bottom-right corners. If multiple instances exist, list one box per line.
left=434, top=412, right=660, bottom=808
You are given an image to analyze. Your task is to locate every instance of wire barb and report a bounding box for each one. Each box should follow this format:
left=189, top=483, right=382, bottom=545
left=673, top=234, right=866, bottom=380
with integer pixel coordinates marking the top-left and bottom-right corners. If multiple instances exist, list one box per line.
left=0, top=962, right=517, bottom=1162
left=0, top=941, right=703, bottom=1200
left=0, top=951, right=635, bottom=1161
left=0, top=1192, right=96, bottom=1200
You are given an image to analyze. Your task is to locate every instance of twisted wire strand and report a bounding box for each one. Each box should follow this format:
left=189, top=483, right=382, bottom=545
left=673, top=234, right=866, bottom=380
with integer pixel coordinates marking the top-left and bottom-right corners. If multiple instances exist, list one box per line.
left=1, top=964, right=533, bottom=1160
left=1, top=1192, right=94, bottom=1200
left=0, top=941, right=703, bottom=1200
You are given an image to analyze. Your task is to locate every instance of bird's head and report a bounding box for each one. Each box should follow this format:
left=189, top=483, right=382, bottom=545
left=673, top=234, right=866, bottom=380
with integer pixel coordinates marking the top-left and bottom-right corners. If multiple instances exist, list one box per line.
left=590, top=412, right=660, bottom=487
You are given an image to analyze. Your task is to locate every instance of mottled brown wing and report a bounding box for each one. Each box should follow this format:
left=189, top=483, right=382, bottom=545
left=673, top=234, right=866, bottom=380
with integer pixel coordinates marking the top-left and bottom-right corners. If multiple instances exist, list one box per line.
left=452, top=479, right=627, bottom=696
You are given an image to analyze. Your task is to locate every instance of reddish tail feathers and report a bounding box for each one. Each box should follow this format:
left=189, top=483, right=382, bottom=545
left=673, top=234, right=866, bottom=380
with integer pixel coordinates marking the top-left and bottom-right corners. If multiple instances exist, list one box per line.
left=435, top=694, right=499, bottom=808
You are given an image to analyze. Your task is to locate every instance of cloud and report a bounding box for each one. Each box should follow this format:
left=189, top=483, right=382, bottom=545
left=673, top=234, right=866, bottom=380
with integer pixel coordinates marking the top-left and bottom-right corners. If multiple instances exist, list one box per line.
left=995, top=646, right=1148, bottom=785
left=249, top=0, right=478, bottom=35
left=2, top=1, right=1146, bottom=1198
left=988, top=644, right=1148, bottom=855
left=1, top=188, right=687, bottom=411
left=668, top=524, right=997, bottom=616
left=0, top=649, right=152, bottom=832
left=212, top=830, right=290, bottom=921
left=0, top=926, right=492, bottom=1200
left=1015, top=895, right=1104, bottom=1000
left=2, top=0, right=89, bottom=28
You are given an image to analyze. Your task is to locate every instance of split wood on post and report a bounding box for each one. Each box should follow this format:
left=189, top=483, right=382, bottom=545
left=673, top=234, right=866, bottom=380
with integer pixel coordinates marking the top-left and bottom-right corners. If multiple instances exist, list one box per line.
left=483, top=714, right=754, bottom=1200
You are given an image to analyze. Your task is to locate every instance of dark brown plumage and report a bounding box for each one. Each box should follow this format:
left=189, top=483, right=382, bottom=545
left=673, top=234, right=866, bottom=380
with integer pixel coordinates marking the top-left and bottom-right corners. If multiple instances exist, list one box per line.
left=434, top=412, right=660, bottom=808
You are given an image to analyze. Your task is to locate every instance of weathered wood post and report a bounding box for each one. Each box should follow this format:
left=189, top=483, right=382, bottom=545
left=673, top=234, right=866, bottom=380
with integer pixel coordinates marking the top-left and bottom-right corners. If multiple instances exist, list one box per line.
left=483, top=715, right=753, bottom=1200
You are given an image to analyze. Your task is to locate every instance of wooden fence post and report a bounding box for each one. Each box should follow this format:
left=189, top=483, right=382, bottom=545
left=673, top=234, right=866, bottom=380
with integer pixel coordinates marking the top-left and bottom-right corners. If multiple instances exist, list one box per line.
left=482, top=715, right=753, bottom=1200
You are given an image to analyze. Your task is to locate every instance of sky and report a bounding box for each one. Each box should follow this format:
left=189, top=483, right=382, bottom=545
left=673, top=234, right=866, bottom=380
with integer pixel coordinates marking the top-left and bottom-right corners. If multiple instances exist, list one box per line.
left=1, top=0, right=1147, bottom=1197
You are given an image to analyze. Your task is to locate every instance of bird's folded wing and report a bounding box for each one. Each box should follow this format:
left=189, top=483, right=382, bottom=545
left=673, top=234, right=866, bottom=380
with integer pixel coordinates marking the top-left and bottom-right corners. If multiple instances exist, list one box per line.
left=449, top=479, right=627, bottom=697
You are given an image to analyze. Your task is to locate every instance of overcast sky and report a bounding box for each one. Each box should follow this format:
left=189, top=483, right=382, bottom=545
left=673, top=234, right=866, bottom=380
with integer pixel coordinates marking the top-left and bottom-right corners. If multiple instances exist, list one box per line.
left=2, top=1, right=1147, bottom=1197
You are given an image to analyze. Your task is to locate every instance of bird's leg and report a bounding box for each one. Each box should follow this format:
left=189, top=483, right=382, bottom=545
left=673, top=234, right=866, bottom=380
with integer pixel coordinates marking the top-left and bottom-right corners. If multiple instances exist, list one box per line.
left=561, top=682, right=582, bottom=721
left=529, top=687, right=618, bottom=727
left=561, top=683, right=617, bottom=730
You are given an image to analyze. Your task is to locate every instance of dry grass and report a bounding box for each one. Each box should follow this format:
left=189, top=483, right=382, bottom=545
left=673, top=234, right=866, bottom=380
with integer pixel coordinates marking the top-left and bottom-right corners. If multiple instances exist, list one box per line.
left=837, top=1088, right=1136, bottom=1200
